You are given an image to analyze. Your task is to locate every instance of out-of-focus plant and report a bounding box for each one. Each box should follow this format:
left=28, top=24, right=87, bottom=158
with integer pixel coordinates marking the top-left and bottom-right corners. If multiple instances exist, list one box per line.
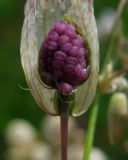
left=5, top=118, right=108, bottom=160
left=108, top=92, right=128, bottom=144
left=20, top=0, right=128, bottom=160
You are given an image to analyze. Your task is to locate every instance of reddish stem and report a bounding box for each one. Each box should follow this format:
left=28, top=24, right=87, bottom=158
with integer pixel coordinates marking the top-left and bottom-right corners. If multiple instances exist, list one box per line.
left=60, top=114, right=69, bottom=160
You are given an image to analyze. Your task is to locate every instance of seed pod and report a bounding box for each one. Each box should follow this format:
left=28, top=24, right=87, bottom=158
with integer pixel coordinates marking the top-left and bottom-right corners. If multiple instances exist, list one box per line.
left=20, top=0, right=99, bottom=116
left=108, top=92, right=128, bottom=144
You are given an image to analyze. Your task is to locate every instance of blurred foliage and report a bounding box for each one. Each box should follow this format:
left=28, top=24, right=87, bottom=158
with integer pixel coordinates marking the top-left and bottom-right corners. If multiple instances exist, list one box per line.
left=0, top=0, right=45, bottom=131
left=0, top=0, right=128, bottom=160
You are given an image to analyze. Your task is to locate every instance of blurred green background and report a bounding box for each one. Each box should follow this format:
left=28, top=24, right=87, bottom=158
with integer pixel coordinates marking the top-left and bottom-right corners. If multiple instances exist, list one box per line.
left=0, top=0, right=128, bottom=160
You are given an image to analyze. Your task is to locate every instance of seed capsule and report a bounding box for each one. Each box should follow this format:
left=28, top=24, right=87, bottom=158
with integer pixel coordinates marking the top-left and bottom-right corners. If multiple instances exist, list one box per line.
left=20, top=0, right=99, bottom=116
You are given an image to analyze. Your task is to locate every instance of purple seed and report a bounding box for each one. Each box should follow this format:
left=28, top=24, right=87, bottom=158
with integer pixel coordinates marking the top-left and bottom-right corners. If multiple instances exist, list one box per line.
left=47, top=41, right=57, bottom=50
left=68, top=46, right=78, bottom=56
left=78, top=56, right=85, bottom=64
left=67, top=24, right=76, bottom=31
left=66, top=57, right=77, bottom=65
left=81, top=62, right=86, bottom=68
left=63, top=20, right=68, bottom=25
left=48, top=30, right=59, bottom=42
left=58, top=35, right=70, bottom=46
left=72, top=38, right=83, bottom=47
left=76, top=35, right=85, bottom=46
left=60, top=42, right=72, bottom=53
left=75, top=65, right=90, bottom=80
left=75, top=64, right=82, bottom=76
left=79, top=69, right=89, bottom=80
left=77, top=47, right=86, bottom=58
left=54, top=51, right=67, bottom=61
left=52, top=60, right=64, bottom=69
left=54, top=22, right=66, bottom=34
left=58, top=82, right=73, bottom=94
left=63, top=64, right=75, bottom=73
left=65, top=28, right=77, bottom=38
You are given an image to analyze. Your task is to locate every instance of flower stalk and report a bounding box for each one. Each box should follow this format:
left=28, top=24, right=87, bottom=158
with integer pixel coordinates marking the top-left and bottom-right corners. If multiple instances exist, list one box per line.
left=57, top=92, right=75, bottom=160
left=60, top=111, right=69, bottom=160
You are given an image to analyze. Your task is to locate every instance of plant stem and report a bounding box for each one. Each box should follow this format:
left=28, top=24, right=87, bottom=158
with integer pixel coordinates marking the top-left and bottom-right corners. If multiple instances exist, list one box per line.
left=58, top=93, right=70, bottom=160
left=83, top=92, right=100, bottom=160
left=60, top=113, right=69, bottom=160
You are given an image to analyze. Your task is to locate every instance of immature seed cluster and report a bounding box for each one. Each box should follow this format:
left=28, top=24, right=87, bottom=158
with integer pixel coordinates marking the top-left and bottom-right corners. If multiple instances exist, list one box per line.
left=39, top=20, right=90, bottom=94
